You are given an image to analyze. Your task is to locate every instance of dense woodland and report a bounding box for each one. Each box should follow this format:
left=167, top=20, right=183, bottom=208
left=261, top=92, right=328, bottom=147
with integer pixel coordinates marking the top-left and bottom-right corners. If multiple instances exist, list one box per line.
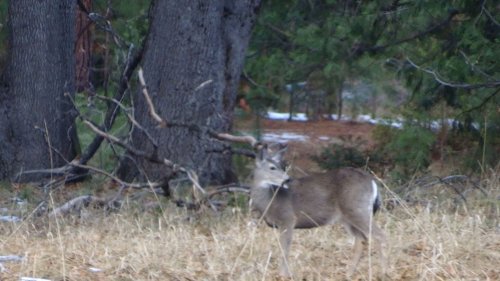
left=0, top=0, right=498, bottom=191
left=0, top=1, right=499, bottom=280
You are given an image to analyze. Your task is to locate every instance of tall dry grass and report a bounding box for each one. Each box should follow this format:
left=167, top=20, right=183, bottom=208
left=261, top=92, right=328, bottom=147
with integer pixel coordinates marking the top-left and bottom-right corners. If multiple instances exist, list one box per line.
left=0, top=172, right=498, bottom=281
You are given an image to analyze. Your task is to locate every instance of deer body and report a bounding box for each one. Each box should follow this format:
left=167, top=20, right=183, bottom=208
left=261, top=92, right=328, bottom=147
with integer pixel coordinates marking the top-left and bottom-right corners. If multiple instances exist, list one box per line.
left=251, top=148, right=386, bottom=277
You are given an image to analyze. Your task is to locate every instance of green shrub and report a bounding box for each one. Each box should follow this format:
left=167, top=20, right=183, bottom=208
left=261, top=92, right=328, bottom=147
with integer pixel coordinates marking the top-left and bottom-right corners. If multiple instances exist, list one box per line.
left=374, top=124, right=435, bottom=179
left=311, top=136, right=382, bottom=171
left=313, top=143, right=367, bottom=170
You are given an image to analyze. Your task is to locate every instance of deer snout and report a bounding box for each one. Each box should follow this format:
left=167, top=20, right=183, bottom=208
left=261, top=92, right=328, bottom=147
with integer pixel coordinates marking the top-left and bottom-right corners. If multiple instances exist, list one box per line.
left=281, top=177, right=291, bottom=189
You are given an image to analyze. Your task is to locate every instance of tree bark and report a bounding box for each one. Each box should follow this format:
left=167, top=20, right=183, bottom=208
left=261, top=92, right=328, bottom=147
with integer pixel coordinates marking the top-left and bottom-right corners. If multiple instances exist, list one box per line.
left=75, top=0, right=93, bottom=92
left=0, top=1, right=79, bottom=181
left=117, top=0, right=261, bottom=185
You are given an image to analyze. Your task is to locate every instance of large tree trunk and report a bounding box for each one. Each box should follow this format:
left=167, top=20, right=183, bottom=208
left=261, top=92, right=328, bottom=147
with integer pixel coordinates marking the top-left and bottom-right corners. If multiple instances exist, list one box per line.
left=0, top=1, right=79, bottom=181
left=117, top=0, right=261, bottom=185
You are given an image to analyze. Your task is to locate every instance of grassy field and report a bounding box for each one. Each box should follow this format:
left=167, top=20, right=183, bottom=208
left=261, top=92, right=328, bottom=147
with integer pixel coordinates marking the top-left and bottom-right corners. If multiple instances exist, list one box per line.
left=0, top=172, right=499, bottom=281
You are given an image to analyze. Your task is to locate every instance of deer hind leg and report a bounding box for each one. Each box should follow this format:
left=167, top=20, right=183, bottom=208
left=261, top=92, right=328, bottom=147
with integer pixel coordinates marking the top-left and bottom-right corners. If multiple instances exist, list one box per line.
left=278, top=225, right=294, bottom=277
left=345, top=226, right=365, bottom=278
left=371, top=224, right=387, bottom=277
left=346, top=221, right=387, bottom=278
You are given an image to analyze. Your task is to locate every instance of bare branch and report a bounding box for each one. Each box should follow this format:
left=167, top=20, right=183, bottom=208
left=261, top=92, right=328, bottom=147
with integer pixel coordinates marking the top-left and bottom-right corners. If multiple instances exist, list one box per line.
left=356, top=9, right=460, bottom=57
left=80, top=46, right=144, bottom=165
left=69, top=161, right=165, bottom=189
left=461, top=88, right=500, bottom=114
left=212, top=133, right=259, bottom=147
left=406, top=57, right=500, bottom=90
left=481, top=1, right=500, bottom=27
left=82, top=120, right=164, bottom=164
left=195, top=80, right=213, bottom=91
left=138, top=68, right=167, bottom=128
left=95, top=95, right=158, bottom=148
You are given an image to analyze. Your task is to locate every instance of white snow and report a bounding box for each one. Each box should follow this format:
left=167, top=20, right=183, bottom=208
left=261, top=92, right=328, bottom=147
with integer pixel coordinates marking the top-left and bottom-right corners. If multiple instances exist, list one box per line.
left=262, top=132, right=309, bottom=143
left=265, top=112, right=308, bottom=121
left=0, top=215, right=21, bottom=222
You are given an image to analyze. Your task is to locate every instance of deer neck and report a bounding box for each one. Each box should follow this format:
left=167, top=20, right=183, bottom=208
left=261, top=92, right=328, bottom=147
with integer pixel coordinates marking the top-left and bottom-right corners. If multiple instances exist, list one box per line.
left=250, top=185, right=274, bottom=214
left=251, top=177, right=290, bottom=214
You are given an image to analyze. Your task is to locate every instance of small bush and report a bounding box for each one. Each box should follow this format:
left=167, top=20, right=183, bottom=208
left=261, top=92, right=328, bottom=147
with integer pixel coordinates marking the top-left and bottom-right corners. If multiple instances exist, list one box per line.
left=373, top=124, right=435, bottom=180
left=313, top=143, right=367, bottom=170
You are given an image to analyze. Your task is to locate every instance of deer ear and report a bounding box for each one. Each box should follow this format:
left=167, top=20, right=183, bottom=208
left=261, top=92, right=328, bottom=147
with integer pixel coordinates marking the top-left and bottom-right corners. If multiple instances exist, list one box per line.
left=271, top=143, right=287, bottom=163
left=255, top=143, right=268, bottom=161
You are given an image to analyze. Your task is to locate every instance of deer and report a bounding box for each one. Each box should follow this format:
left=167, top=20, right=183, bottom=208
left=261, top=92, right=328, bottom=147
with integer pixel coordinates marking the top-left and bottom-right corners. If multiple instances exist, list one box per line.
left=248, top=142, right=387, bottom=278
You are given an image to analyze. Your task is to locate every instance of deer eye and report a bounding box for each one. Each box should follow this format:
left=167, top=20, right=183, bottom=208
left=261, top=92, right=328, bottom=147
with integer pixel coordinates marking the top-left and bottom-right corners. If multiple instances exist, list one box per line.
left=270, top=165, right=277, bottom=170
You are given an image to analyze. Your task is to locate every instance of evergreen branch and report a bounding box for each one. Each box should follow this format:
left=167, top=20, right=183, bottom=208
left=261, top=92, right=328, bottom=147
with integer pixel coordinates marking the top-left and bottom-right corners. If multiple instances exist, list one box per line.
left=481, top=1, right=500, bottom=27
left=355, top=9, right=459, bottom=57
left=460, top=88, right=500, bottom=114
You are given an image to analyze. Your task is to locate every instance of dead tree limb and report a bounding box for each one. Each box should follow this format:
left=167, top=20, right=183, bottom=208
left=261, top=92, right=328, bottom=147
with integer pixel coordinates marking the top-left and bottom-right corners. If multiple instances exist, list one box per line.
left=138, top=68, right=167, bottom=127
left=48, top=195, right=108, bottom=217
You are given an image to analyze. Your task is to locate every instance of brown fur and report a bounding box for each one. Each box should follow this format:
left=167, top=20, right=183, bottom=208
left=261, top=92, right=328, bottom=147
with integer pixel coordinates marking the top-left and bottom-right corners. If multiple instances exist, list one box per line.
left=251, top=148, right=386, bottom=278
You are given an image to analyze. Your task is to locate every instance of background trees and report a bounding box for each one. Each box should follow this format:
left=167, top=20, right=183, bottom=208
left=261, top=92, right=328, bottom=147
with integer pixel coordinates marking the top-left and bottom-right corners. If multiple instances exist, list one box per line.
left=244, top=0, right=499, bottom=175
left=0, top=0, right=497, bottom=186
left=0, top=0, right=262, bottom=187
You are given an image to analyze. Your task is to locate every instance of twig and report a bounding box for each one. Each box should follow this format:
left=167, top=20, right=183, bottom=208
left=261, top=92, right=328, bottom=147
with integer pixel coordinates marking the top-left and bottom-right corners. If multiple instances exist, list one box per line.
left=95, top=95, right=158, bottom=147
left=138, top=68, right=167, bottom=128
left=406, top=57, right=500, bottom=89
left=82, top=120, right=164, bottom=164
left=212, top=133, right=259, bottom=147
left=195, top=80, right=213, bottom=91
left=481, top=1, right=500, bottom=27
left=69, top=161, right=165, bottom=189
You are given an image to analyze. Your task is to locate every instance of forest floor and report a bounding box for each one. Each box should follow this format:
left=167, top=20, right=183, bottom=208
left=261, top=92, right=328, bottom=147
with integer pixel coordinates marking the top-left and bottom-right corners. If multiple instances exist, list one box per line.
left=1, top=117, right=499, bottom=281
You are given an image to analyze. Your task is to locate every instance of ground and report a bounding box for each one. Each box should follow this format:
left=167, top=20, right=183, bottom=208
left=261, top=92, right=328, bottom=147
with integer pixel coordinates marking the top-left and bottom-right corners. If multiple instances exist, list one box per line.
left=1, top=117, right=499, bottom=281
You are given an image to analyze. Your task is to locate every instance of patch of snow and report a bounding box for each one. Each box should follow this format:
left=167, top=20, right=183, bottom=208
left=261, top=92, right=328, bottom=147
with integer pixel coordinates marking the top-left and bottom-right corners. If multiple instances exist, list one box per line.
left=0, top=215, right=21, bottom=222
left=262, top=132, right=309, bottom=143
left=0, top=255, right=24, bottom=262
left=10, top=197, right=27, bottom=205
left=266, top=112, right=308, bottom=121
left=318, top=136, right=330, bottom=141
left=89, top=267, right=103, bottom=273
left=265, top=111, right=476, bottom=131
left=20, top=278, right=52, bottom=281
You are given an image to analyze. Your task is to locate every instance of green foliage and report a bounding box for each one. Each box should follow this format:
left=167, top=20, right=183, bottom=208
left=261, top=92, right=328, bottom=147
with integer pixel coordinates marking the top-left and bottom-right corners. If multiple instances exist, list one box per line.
left=312, top=143, right=368, bottom=170
left=247, top=0, right=499, bottom=173
left=389, top=125, right=435, bottom=175
left=372, top=124, right=435, bottom=179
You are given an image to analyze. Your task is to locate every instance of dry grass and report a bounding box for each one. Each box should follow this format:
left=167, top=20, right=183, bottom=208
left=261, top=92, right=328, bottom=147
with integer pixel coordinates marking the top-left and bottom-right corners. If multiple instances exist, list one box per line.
left=1, top=175, right=499, bottom=281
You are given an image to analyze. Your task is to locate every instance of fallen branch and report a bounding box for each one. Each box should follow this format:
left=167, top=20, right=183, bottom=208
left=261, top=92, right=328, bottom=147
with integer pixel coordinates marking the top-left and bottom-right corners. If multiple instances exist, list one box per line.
left=49, top=195, right=108, bottom=217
